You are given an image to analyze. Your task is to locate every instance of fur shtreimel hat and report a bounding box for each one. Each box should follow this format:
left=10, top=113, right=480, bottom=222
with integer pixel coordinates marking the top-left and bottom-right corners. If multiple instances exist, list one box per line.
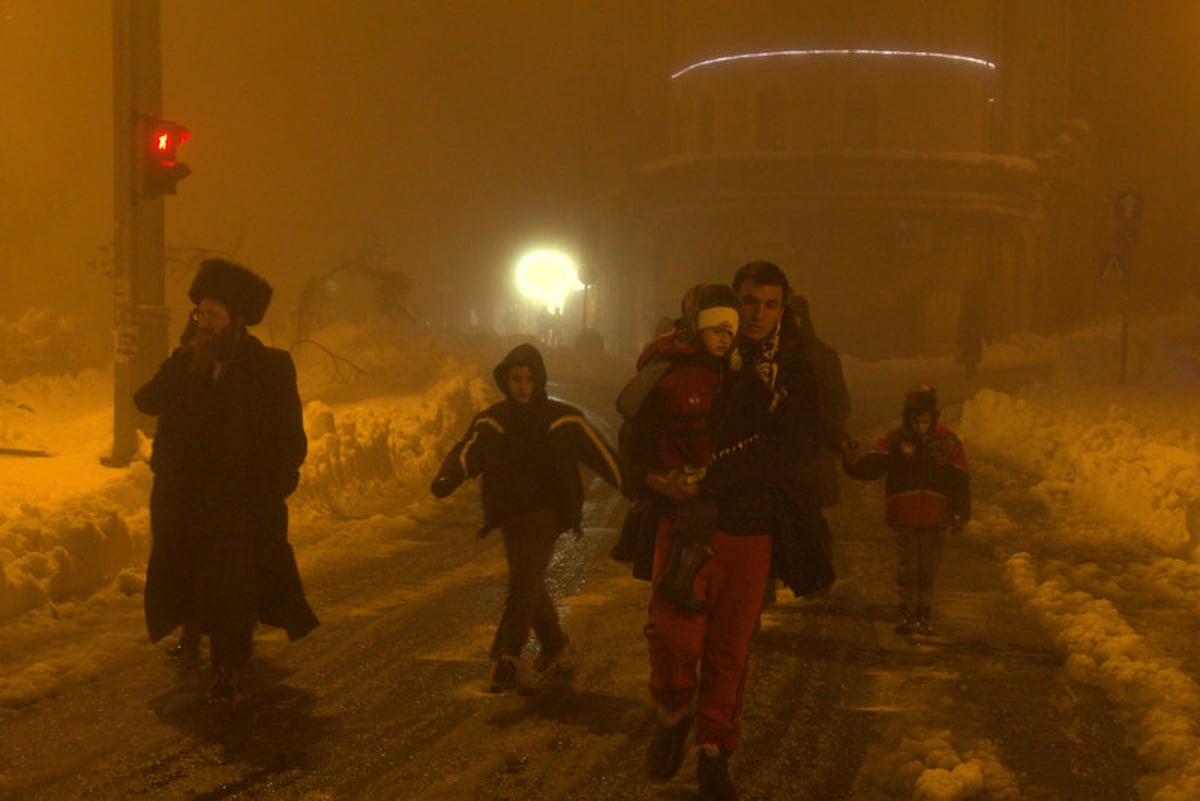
left=188, top=258, right=273, bottom=326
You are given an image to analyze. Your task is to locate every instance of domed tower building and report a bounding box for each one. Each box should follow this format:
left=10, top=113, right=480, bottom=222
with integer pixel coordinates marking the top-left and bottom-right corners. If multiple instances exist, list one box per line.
left=597, top=0, right=1072, bottom=359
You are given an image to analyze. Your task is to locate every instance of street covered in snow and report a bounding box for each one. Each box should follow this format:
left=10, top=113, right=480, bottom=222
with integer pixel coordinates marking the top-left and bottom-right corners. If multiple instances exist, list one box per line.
left=2, top=312, right=1200, bottom=799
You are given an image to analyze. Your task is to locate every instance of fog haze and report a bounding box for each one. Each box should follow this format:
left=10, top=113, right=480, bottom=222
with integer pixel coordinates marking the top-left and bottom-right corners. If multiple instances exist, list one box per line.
left=2, top=1, right=665, bottom=329
left=3, top=2, right=1200, bottom=350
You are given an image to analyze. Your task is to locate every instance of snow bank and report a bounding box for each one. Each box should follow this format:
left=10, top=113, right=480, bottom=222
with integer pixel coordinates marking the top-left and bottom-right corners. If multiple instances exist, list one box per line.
left=295, top=362, right=493, bottom=520
left=0, top=308, right=106, bottom=381
left=961, top=384, right=1200, bottom=557
left=859, top=726, right=1021, bottom=800
left=959, top=322, right=1200, bottom=799
left=0, top=323, right=494, bottom=628
left=1007, top=553, right=1200, bottom=800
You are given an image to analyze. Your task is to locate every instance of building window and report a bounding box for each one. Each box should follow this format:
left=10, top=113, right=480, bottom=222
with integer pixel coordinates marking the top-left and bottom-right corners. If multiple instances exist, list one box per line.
left=754, top=84, right=786, bottom=151
left=843, top=82, right=878, bottom=149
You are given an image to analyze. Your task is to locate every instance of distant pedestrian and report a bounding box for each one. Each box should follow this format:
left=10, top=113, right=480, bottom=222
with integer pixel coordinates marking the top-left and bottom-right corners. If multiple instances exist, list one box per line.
left=430, top=343, right=621, bottom=693
left=842, top=385, right=970, bottom=636
left=136, top=259, right=318, bottom=707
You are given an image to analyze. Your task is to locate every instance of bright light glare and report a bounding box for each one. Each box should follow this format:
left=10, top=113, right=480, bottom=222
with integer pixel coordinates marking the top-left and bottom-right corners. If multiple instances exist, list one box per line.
left=671, top=48, right=997, bottom=80
left=514, top=248, right=583, bottom=313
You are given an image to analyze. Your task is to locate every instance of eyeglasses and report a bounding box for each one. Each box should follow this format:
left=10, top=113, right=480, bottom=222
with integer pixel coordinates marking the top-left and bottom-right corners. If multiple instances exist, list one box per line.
left=191, top=308, right=230, bottom=324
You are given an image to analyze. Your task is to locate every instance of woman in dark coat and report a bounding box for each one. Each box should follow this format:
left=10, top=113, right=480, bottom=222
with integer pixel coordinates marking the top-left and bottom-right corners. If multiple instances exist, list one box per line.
left=135, top=258, right=317, bottom=704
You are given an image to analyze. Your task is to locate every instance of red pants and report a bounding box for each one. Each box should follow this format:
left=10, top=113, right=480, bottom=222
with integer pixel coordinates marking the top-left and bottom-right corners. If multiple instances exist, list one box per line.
left=645, top=517, right=772, bottom=753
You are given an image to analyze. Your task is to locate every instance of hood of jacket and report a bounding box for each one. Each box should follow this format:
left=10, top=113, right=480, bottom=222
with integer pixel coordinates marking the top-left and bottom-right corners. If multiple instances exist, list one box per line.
left=493, top=342, right=548, bottom=399
left=636, top=330, right=703, bottom=370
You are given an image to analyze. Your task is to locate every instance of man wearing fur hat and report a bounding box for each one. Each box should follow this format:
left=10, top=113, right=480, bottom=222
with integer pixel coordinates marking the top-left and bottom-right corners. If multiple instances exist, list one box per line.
left=135, top=258, right=317, bottom=706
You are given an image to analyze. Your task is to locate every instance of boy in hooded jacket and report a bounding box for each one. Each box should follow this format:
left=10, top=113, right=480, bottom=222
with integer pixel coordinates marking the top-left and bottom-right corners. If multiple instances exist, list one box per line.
left=431, top=343, right=621, bottom=692
left=843, top=385, right=970, bottom=636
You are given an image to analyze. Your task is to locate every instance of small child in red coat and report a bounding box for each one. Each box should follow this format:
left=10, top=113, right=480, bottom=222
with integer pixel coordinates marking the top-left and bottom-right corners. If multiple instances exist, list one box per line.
left=843, top=385, right=970, bottom=635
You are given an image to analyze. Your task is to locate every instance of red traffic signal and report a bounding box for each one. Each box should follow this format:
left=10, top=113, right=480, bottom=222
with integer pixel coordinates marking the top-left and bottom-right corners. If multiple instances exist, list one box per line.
left=140, top=118, right=191, bottom=196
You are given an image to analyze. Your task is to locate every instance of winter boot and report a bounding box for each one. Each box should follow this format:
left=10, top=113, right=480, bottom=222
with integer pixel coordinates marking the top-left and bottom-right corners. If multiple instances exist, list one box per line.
left=534, top=636, right=574, bottom=681
left=209, top=664, right=239, bottom=706
left=894, top=604, right=915, bottom=636
left=915, top=606, right=933, bottom=636
left=646, top=709, right=693, bottom=781
left=488, top=656, right=519, bottom=694
left=697, top=745, right=737, bottom=800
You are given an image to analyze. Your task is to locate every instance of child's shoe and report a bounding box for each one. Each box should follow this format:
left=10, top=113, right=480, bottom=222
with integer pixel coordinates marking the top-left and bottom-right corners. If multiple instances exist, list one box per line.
left=534, top=637, right=574, bottom=680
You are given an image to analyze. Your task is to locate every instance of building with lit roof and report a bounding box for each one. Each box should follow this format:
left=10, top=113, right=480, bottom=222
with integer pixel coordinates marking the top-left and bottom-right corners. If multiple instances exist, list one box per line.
left=593, top=1, right=1076, bottom=359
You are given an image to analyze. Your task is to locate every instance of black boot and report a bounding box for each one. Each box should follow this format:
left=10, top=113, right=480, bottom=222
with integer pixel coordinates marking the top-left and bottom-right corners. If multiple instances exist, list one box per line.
left=488, top=656, right=519, bottom=694
left=697, top=746, right=737, bottom=800
left=209, top=663, right=238, bottom=705
left=646, top=710, right=693, bottom=780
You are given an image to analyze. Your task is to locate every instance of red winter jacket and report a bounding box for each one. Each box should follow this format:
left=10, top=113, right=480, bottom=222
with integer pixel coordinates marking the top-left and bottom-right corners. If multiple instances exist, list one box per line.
left=843, top=422, right=970, bottom=529
left=633, top=333, right=726, bottom=471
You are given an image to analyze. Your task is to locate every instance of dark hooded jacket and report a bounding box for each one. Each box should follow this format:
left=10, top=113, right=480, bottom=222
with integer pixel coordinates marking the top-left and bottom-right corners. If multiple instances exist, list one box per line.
left=431, top=343, right=621, bottom=536
left=135, top=332, right=317, bottom=644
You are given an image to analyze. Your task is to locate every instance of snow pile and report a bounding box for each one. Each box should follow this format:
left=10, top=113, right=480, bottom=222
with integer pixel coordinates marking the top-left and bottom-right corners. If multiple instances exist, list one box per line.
left=960, top=387, right=1200, bottom=556
left=862, top=726, right=1021, bottom=800
left=0, top=308, right=106, bottom=379
left=297, top=365, right=493, bottom=520
left=957, top=322, right=1200, bottom=799
left=1006, top=553, right=1200, bottom=800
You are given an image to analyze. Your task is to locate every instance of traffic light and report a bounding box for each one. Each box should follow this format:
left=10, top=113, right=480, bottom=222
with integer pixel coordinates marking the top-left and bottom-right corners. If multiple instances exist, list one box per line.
left=140, top=117, right=191, bottom=197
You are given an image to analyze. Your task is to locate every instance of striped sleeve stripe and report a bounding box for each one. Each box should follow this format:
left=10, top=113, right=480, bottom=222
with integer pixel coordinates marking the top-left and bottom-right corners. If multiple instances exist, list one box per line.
left=458, top=416, right=503, bottom=474
left=550, top=414, right=622, bottom=489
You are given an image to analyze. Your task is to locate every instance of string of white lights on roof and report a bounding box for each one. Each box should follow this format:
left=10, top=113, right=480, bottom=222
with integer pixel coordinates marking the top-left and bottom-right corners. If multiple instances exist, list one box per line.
left=671, top=49, right=997, bottom=80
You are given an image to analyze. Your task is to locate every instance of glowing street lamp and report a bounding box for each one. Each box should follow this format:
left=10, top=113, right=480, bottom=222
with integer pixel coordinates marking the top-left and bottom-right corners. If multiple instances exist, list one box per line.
left=514, top=248, right=583, bottom=313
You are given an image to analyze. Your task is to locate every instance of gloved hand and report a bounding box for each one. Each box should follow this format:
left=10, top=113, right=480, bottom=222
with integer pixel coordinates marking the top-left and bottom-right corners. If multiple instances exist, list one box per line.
left=430, top=474, right=456, bottom=498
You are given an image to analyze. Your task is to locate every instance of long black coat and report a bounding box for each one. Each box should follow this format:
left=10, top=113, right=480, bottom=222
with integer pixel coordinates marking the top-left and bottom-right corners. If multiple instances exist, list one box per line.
left=135, top=333, right=318, bottom=644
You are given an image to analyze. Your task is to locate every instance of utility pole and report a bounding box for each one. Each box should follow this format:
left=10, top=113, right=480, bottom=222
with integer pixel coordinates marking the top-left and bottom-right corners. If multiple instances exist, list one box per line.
left=107, top=0, right=171, bottom=466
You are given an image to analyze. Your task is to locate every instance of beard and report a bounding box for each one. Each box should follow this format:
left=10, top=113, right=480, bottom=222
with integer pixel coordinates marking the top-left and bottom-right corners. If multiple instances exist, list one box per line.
left=187, top=324, right=241, bottom=372
left=213, top=325, right=241, bottom=362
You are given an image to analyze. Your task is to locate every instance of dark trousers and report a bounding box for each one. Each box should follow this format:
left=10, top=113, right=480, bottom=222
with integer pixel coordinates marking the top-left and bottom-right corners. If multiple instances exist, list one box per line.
left=489, top=510, right=567, bottom=662
left=895, top=525, right=946, bottom=608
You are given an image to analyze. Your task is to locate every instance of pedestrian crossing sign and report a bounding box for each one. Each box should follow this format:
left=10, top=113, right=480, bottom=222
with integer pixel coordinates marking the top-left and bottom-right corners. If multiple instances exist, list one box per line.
left=1101, top=252, right=1128, bottom=283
